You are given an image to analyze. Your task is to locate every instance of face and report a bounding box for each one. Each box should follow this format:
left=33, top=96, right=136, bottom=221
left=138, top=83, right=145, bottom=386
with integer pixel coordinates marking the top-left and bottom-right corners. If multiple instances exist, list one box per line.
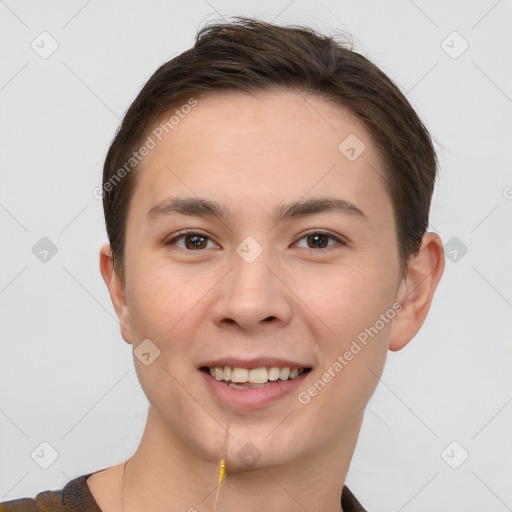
left=114, top=89, right=406, bottom=470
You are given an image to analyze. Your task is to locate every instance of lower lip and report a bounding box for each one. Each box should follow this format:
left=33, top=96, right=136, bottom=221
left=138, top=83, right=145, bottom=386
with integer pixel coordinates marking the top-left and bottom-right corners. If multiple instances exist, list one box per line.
left=201, top=370, right=310, bottom=410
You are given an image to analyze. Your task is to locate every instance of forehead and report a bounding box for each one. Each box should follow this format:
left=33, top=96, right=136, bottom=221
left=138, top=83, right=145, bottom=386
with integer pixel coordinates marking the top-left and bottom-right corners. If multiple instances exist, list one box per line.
left=149, top=89, right=376, bottom=165
left=130, top=89, right=392, bottom=226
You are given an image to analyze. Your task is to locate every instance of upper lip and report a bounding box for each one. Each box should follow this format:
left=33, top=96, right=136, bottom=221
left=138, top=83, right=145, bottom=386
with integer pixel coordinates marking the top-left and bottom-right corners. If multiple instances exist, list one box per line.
left=199, top=358, right=312, bottom=369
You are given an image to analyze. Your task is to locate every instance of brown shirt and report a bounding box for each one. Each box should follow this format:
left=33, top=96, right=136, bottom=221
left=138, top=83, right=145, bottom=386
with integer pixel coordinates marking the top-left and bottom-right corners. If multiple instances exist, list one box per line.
left=0, top=473, right=368, bottom=511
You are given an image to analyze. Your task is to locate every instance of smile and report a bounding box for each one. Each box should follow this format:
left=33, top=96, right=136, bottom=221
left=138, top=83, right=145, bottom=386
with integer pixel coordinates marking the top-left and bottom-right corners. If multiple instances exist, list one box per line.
left=202, top=366, right=311, bottom=388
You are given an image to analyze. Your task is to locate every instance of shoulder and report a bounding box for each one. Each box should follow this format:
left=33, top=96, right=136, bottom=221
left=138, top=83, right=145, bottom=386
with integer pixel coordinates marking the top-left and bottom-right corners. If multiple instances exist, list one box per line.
left=0, top=474, right=100, bottom=512
left=341, top=485, right=368, bottom=512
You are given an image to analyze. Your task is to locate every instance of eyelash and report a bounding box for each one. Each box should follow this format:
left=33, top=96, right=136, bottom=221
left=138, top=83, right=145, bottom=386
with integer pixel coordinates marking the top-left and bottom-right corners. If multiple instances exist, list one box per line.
left=164, top=230, right=347, bottom=251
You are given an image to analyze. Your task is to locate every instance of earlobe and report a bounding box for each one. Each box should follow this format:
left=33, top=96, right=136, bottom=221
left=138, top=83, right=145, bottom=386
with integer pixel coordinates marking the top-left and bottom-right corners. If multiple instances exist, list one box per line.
left=388, top=232, right=445, bottom=351
left=99, top=244, right=133, bottom=344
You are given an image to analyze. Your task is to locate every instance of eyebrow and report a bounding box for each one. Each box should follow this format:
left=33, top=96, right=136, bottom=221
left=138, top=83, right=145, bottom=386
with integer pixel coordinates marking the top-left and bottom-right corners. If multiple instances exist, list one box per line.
left=146, top=196, right=366, bottom=223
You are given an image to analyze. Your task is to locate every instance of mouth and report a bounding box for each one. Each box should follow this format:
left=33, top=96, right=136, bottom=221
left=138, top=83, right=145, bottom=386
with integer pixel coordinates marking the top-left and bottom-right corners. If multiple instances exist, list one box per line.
left=200, top=365, right=312, bottom=389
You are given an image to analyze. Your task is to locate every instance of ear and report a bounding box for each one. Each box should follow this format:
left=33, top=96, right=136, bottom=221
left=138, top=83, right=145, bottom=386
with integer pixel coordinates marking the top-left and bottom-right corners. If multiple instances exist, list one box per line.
left=99, top=244, right=133, bottom=345
left=389, top=232, right=445, bottom=351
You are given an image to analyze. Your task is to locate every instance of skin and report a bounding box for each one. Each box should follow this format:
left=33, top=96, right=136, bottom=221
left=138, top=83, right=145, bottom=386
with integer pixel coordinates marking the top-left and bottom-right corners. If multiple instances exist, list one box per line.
left=94, top=89, right=444, bottom=512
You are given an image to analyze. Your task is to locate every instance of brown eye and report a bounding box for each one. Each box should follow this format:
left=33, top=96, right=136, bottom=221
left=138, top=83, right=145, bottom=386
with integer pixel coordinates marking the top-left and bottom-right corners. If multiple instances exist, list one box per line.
left=166, top=231, right=218, bottom=250
left=183, top=234, right=208, bottom=250
left=306, top=234, right=329, bottom=249
left=295, top=231, right=345, bottom=250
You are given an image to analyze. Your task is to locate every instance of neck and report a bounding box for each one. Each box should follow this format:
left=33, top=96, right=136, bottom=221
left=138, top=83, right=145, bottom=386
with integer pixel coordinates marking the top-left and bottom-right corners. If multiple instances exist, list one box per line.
left=120, top=406, right=362, bottom=512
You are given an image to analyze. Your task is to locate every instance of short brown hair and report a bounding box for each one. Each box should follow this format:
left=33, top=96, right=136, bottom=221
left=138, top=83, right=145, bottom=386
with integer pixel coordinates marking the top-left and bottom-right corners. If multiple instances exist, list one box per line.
left=102, top=16, right=437, bottom=281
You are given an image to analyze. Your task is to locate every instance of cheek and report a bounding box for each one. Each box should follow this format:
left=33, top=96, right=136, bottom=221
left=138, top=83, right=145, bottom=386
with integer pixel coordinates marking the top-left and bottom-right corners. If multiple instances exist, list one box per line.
left=296, top=262, right=396, bottom=338
left=124, top=267, right=203, bottom=399
left=125, top=256, right=203, bottom=342
left=297, top=264, right=395, bottom=397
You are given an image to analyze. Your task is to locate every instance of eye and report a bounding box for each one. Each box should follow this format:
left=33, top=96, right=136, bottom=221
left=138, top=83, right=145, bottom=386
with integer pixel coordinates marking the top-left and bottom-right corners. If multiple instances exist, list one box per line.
left=294, top=231, right=346, bottom=250
left=165, top=231, right=218, bottom=251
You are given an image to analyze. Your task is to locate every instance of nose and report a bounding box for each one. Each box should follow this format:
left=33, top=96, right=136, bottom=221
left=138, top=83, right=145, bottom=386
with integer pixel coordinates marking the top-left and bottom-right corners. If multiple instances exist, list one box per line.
left=210, top=245, right=293, bottom=332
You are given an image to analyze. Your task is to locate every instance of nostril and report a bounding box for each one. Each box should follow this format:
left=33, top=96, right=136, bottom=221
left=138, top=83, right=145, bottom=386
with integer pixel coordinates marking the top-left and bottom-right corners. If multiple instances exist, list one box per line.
left=264, top=316, right=275, bottom=322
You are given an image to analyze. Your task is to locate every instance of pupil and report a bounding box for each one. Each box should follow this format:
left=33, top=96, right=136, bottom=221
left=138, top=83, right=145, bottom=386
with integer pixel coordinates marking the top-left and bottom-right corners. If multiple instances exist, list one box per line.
left=309, top=234, right=327, bottom=249
left=186, top=235, right=206, bottom=250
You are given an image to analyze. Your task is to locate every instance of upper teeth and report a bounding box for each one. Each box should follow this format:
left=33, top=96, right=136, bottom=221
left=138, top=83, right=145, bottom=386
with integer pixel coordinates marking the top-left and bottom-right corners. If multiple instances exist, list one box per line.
left=208, top=366, right=305, bottom=384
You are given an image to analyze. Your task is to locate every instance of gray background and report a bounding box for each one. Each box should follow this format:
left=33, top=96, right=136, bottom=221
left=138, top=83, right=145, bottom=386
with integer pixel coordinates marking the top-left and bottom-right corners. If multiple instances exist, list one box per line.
left=1, top=1, right=511, bottom=511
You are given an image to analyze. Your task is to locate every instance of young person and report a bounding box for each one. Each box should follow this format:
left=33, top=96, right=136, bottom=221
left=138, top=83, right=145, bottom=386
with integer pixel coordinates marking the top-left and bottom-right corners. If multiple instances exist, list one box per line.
left=0, top=16, right=444, bottom=512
